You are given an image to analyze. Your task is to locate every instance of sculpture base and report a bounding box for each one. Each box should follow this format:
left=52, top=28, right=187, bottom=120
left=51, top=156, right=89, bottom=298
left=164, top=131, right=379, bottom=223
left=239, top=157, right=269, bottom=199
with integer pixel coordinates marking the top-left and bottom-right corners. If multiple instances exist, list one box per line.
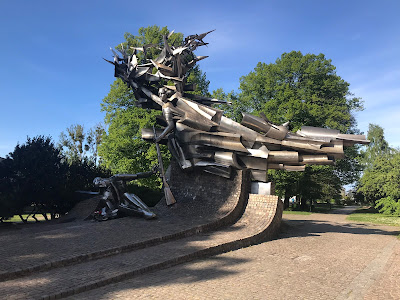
left=153, top=158, right=250, bottom=229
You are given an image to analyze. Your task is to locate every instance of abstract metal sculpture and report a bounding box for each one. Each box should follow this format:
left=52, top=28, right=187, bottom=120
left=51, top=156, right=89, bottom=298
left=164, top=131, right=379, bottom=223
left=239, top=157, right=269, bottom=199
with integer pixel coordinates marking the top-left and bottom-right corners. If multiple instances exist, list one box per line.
left=105, top=30, right=369, bottom=206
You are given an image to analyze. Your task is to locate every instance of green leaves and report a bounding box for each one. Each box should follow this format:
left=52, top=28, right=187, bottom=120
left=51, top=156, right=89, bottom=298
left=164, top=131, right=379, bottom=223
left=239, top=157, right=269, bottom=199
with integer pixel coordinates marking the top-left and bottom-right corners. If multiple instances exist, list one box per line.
left=59, top=123, right=105, bottom=165
left=239, top=51, right=359, bottom=132
left=358, top=125, right=400, bottom=215
left=0, top=136, right=111, bottom=219
left=235, top=51, right=365, bottom=208
left=361, top=152, right=400, bottom=215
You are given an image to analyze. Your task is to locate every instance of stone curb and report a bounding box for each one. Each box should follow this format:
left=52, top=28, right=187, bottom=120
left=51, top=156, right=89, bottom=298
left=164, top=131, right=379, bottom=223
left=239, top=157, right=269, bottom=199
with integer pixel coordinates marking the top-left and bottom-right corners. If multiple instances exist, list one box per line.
left=0, top=170, right=250, bottom=283
left=41, top=194, right=282, bottom=300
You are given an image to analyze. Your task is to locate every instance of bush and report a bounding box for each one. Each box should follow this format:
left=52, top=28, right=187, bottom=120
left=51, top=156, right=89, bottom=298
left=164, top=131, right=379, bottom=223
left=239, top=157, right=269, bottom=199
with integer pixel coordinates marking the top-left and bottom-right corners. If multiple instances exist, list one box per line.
left=359, top=151, right=400, bottom=215
left=0, top=136, right=111, bottom=220
left=60, top=159, right=111, bottom=213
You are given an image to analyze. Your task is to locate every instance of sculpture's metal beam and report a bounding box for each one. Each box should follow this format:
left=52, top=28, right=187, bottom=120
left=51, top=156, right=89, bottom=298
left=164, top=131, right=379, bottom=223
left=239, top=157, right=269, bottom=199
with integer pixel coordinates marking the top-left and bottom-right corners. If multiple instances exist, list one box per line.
left=267, top=151, right=299, bottom=163
left=238, top=155, right=268, bottom=171
left=241, top=113, right=288, bottom=140
left=214, top=152, right=242, bottom=169
left=203, top=166, right=232, bottom=178
left=176, top=130, right=249, bottom=153
left=250, top=169, right=267, bottom=182
left=218, top=116, right=259, bottom=148
left=299, top=154, right=334, bottom=165
left=246, top=145, right=269, bottom=159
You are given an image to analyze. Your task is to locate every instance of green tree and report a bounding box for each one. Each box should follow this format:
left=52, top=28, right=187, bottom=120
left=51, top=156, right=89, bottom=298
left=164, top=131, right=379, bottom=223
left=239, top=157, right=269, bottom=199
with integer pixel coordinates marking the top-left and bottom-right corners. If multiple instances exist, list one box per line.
left=99, top=82, right=165, bottom=189
left=59, top=123, right=105, bottom=164
left=99, top=25, right=210, bottom=189
left=0, top=157, right=22, bottom=220
left=239, top=51, right=362, bottom=131
left=0, top=136, right=111, bottom=221
left=212, top=88, right=244, bottom=122
left=357, top=124, right=399, bottom=214
left=6, top=136, right=68, bottom=220
left=359, top=150, right=400, bottom=215
left=360, top=123, right=391, bottom=170
left=238, top=51, right=363, bottom=209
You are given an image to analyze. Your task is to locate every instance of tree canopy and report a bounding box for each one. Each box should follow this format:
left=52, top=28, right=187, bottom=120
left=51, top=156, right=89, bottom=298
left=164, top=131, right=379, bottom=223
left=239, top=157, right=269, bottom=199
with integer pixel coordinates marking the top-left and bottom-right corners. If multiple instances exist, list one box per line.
left=357, top=124, right=399, bottom=215
left=359, top=150, right=400, bottom=215
left=236, top=51, right=364, bottom=208
left=239, top=51, right=363, bottom=131
left=59, top=123, right=105, bottom=165
left=360, top=123, right=391, bottom=170
left=0, top=136, right=110, bottom=221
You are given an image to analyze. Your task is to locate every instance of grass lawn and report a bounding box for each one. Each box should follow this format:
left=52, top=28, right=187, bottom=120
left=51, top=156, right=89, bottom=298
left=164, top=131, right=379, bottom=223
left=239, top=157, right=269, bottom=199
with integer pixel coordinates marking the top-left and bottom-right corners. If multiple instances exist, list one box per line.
left=2, top=214, right=52, bottom=223
left=312, top=204, right=340, bottom=213
left=283, top=211, right=312, bottom=215
left=347, top=207, right=400, bottom=238
left=284, top=203, right=344, bottom=214
left=347, top=207, right=400, bottom=226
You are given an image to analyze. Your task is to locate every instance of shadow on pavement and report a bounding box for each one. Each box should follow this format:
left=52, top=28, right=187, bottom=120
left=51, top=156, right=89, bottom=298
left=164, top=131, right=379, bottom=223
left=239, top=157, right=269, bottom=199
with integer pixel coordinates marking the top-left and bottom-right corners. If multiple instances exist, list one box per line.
left=279, top=219, right=400, bottom=239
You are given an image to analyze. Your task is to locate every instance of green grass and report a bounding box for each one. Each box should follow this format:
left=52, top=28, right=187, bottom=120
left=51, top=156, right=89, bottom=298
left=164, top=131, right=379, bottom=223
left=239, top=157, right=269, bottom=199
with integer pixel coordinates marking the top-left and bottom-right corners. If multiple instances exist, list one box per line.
left=284, top=203, right=344, bottom=214
left=283, top=211, right=312, bottom=215
left=2, top=214, right=51, bottom=223
left=347, top=207, right=400, bottom=238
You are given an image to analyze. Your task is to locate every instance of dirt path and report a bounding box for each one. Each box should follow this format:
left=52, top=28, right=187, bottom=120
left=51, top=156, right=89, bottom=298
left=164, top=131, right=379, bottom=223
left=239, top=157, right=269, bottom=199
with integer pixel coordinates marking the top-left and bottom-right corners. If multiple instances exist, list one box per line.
left=67, top=206, right=400, bottom=300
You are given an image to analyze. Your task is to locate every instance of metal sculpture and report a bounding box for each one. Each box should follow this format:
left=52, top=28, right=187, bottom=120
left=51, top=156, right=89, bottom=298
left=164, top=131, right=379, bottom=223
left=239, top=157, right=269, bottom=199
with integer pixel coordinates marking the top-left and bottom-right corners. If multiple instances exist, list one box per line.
left=105, top=29, right=369, bottom=205
left=93, top=170, right=157, bottom=220
left=153, top=126, right=176, bottom=205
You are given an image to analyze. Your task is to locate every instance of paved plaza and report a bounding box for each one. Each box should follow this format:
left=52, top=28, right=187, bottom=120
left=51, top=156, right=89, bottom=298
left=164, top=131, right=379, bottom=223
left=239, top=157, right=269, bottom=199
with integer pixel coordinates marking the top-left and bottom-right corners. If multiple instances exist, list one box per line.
left=1, top=206, right=399, bottom=299
left=68, top=207, right=400, bottom=300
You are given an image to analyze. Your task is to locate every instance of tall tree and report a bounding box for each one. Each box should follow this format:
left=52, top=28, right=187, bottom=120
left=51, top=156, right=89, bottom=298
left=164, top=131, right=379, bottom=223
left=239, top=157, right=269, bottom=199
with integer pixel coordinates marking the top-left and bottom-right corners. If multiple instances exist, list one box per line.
left=0, top=157, right=21, bottom=220
left=59, top=124, right=86, bottom=162
left=238, top=51, right=363, bottom=208
left=6, top=136, right=68, bottom=220
left=358, top=150, right=400, bottom=215
left=212, top=88, right=244, bottom=122
left=360, top=123, right=390, bottom=170
left=99, top=25, right=210, bottom=189
left=0, top=136, right=111, bottom=221
left=357, top=124, right=399, bottom=214
left=59, top=123, right=105, bottom=164
left=239, top=51, right=362, bottom=131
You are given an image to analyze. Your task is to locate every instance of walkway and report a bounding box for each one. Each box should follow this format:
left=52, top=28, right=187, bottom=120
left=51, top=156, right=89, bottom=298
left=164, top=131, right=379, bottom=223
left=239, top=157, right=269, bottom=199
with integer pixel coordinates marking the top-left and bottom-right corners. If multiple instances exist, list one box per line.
left=66, top=206, right=400, bottom=300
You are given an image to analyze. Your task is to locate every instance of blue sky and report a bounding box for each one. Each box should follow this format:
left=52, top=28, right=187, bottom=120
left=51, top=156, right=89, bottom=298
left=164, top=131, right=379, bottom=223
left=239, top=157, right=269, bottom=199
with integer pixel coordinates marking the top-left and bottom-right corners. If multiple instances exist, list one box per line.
left=1, top=0, right=399, bottom=157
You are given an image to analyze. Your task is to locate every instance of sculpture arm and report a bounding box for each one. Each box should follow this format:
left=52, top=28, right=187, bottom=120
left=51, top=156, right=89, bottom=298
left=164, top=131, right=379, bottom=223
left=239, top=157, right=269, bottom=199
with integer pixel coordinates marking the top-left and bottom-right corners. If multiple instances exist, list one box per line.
left=111, top=171, right=154, bottom=182
left=155, top=106, right=175, bottom=143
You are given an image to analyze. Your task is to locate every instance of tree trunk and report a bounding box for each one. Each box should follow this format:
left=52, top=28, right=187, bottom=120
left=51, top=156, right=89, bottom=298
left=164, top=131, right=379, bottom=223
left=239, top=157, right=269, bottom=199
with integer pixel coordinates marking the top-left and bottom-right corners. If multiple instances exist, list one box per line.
left=300, top=196, right=308, bottom=211
left=284, top=192, right=290, bottom=209
left=18, top=214, right=27, bottom=224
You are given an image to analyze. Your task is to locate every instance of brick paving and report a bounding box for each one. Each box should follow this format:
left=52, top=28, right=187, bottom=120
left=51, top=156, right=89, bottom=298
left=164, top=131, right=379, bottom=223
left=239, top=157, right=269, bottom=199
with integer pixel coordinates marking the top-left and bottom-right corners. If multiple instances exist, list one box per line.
left=1, top=197, right=400, bottom=300
left=65, top=207, right=400, bottom=300
left=0, top=193, right=281, bottom=300
left=0, top=170, right=247, bottom=280
left=364, top=238, right=400, bottom=300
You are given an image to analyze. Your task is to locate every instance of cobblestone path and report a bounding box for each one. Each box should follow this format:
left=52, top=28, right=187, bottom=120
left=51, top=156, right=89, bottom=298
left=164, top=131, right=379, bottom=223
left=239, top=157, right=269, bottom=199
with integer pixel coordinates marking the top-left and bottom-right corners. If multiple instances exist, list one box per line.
left=0, top=192, right=281, bottom=299
left=66, top=207, right=400, bottom=300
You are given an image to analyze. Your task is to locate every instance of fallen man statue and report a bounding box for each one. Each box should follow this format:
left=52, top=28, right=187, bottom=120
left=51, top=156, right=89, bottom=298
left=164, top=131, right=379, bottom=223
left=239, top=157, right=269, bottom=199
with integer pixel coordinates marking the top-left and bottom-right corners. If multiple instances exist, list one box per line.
left=93, top=168, right=158, bottom=220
